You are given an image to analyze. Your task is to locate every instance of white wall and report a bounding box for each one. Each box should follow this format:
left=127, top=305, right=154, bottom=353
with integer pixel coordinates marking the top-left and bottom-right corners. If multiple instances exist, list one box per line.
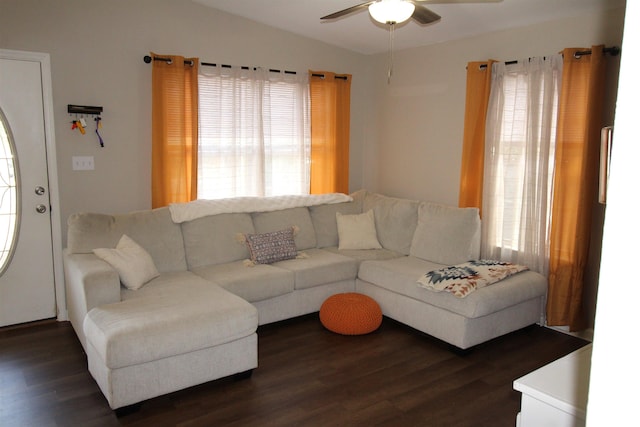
left=367, top=6, right=626, bottom=205
left=0, top=0, right=373, bottom=245
left=588, top=1, right=638, bottom=422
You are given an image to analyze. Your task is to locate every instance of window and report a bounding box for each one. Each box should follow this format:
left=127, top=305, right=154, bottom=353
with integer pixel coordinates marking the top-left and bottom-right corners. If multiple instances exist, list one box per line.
left=482, top=56, right=562, bottom=275
left=0, top=108, right=18, bottom=275
left=197, top=67, right=310, bottom=199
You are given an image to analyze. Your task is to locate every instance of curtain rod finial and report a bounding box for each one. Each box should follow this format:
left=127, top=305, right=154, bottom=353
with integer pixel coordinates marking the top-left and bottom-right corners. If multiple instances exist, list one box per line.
left=144, top=55, right=152, bottom=64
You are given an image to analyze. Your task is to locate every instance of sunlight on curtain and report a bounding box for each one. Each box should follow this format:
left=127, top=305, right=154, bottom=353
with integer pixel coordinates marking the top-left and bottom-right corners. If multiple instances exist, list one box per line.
left=458, top=60, right=495, bottom=215
left=547, top=46, right=606, bottom=330
left=197, top=66, right=310, bottom=198
left=482, top=55, right=563, bottom=276
left=309, top=71, right=352, bottom=194
left=151, top=52, right=199, bottom=208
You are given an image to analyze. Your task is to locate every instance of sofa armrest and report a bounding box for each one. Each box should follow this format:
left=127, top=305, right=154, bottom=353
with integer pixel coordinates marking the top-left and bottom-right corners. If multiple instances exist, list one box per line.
left=63, top=249, right=121, bottom=350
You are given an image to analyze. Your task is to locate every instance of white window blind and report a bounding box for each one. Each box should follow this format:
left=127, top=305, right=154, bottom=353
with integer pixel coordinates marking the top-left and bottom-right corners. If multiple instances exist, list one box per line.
left=197, top=66, right=310, bottom=199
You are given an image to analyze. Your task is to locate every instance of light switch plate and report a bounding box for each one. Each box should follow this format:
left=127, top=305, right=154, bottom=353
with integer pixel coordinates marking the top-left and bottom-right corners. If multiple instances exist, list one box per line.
left=72, top=156, right=94, bottom=171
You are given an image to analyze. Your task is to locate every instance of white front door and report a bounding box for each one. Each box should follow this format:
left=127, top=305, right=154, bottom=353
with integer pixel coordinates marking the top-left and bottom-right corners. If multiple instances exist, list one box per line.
left=0, top=54, right=57, bottom=326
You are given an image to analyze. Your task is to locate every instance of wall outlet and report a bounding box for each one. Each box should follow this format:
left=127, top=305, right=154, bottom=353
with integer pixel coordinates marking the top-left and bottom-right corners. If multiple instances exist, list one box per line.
left=72, top=156, right=94, bottom=171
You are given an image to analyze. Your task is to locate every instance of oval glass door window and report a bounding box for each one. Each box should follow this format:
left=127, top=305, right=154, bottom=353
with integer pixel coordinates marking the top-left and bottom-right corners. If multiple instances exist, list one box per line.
left=0, top=108, right=19, bottom=276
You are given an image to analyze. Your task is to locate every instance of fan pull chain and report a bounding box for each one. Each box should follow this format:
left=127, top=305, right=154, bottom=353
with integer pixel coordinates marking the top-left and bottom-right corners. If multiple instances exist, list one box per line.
left=388, top=22, right=395, bottom=84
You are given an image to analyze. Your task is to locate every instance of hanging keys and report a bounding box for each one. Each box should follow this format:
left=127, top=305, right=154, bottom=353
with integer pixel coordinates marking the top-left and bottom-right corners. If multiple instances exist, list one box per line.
left=95, top=116, right=104, bottom=147
left=69, top=107, right=104, bottom=146
left=76, top=118, right=86, bottom=134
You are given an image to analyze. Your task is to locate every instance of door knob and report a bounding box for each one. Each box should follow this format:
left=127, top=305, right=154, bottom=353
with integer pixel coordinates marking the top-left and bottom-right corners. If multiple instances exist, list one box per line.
left=36, top=204, right=47, bottom=214
left=35, top=186, right=46, bottom=196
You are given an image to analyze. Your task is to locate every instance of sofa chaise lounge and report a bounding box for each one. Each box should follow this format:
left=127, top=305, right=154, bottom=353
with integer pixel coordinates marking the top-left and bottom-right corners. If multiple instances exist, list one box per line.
left=63, top=190, right=547, bottom=410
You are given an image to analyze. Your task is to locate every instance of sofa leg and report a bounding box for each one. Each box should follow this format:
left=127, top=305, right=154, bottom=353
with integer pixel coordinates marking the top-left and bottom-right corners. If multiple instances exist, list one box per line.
left=114, top=403, right=141, bottom=418
left=234, top=369, right=254, bottom=381
left=449, top=344, right=472, bottom=357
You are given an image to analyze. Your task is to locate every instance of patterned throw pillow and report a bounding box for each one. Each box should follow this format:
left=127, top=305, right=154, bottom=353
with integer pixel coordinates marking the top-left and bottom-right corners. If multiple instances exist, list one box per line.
left=245, top=227, right=298, bottom=264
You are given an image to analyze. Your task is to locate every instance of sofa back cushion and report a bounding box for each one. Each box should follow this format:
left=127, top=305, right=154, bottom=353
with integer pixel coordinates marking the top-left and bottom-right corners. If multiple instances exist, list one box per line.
left=410, top=202, right=481, bottom=265
left=66, top=207, right=187, bottom=273
left=181, top=212, right=255, bottom=269
left=252, top=207, right=316, bottom=250
left=309, top=199, right=363, bottom=248
left=363, top=192, right=419, bottom=255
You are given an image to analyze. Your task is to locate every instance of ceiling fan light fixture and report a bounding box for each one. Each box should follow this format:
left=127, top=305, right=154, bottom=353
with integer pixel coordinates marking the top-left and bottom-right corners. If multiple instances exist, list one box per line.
left=369, top=0, right=415, bottom=24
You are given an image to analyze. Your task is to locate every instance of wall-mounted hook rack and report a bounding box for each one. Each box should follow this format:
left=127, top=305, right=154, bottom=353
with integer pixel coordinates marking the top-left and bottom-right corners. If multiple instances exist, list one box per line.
left=67, top=104, right=103, bottom=115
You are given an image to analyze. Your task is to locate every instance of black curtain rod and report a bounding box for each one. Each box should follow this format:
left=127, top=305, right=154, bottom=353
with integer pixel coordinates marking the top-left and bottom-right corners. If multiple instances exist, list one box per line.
left=143, top=55, right=297, bottom=74
left=311, top=72, right=349, bottom=80
left=477, top=46, right=620, bottom=70
left=573, top=46, right=621, bottom=57
left=144, top=55, right=195, bottom=66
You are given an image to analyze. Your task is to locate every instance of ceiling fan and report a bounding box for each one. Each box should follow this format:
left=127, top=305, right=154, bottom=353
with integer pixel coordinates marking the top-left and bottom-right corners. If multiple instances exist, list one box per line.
left=322, top=0, right=502, bottom=82
left=321, top=0, right=503, bottom=26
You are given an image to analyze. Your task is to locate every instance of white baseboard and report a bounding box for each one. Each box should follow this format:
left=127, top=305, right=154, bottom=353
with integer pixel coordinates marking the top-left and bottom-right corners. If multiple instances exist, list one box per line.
left=546, top=325, right=593, bottom=342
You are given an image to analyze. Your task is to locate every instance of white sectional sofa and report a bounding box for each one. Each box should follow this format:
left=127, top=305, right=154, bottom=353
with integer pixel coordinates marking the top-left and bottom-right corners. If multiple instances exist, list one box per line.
left=63, top=190, right=547, bottom=410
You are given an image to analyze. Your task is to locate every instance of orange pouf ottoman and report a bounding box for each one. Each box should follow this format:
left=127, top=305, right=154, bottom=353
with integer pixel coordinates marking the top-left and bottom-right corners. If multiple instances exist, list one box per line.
left=319, top=293, right=382, bottom=335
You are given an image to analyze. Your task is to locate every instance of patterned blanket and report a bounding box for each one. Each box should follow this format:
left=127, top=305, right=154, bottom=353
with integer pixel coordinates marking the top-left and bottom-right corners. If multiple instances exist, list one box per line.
left=169, top=193, right=353, bottom=223
left=417, top=260, right=529, bottom=298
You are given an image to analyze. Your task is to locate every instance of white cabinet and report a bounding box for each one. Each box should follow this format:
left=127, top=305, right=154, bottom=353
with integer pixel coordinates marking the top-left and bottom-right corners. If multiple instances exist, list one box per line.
left=514, top=344, right=592, bottom=427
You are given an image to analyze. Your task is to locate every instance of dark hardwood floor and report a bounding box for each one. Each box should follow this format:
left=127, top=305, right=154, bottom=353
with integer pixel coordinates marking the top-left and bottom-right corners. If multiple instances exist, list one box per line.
left=0, top=315, right=588, bottom=427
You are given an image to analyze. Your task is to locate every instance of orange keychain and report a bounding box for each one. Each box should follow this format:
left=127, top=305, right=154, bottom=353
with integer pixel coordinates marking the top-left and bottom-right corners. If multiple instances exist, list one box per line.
left=77, top=118, right=86, bottom=134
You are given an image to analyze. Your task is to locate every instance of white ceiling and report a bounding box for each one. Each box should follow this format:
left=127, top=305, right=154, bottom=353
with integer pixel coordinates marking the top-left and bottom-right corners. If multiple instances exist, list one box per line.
left=192, top=0, right=625, bottom=55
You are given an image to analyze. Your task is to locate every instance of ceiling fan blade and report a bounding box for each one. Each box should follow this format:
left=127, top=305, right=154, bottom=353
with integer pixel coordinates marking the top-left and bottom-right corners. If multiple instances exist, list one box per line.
left=415, top=0, right=502, bottom=3
left=321, top=2, right=374, bottom=20
left=410, top=4, right=441, bottom=24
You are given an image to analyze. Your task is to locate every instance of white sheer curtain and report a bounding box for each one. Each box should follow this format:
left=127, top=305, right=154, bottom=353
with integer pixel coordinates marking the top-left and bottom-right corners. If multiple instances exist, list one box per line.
left=482, top=55, right=563, bottom=275
left=197, top=66, right=310, bottom=199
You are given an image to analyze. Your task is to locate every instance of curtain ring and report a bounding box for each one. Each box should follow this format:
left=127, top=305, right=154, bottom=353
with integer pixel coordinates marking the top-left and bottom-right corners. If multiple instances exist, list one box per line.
left=167, top=59, right=173, bottom=65
left=573, top=52, right=582, bottom=59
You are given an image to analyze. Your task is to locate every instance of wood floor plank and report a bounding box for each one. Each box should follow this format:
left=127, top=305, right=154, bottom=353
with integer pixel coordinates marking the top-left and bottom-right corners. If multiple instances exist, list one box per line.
left=0, top=315, right=588, bottom=426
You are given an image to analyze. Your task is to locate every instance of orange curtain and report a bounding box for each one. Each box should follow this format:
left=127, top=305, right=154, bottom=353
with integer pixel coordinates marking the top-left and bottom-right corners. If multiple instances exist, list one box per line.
left=151, top=52, right=199, bottom=208
left=309, top=71, right=352, bottom=194
left=458, top=60, right=495, bottom=216
left=547, top=46, right=606, bottom=330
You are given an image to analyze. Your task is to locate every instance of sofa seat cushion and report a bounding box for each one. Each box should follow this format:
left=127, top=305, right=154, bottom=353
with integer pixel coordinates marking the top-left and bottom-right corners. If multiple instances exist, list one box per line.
left=84, top=276, right=257, bottom=370
left=272, top=248, right=358, bottom=290
left=192, top=261, right=294, bottom=302
left=323, top=246, right=404, bottom=264
left=120, top=270, right=212, bottom=301
left=357, top=256, right=547, bottom=319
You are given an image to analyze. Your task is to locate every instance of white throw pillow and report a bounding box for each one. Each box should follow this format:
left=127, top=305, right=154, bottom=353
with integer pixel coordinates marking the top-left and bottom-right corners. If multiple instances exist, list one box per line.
left=336, top=210, right=382, bottom=250
left=93, top=234, right=160, bottom=290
